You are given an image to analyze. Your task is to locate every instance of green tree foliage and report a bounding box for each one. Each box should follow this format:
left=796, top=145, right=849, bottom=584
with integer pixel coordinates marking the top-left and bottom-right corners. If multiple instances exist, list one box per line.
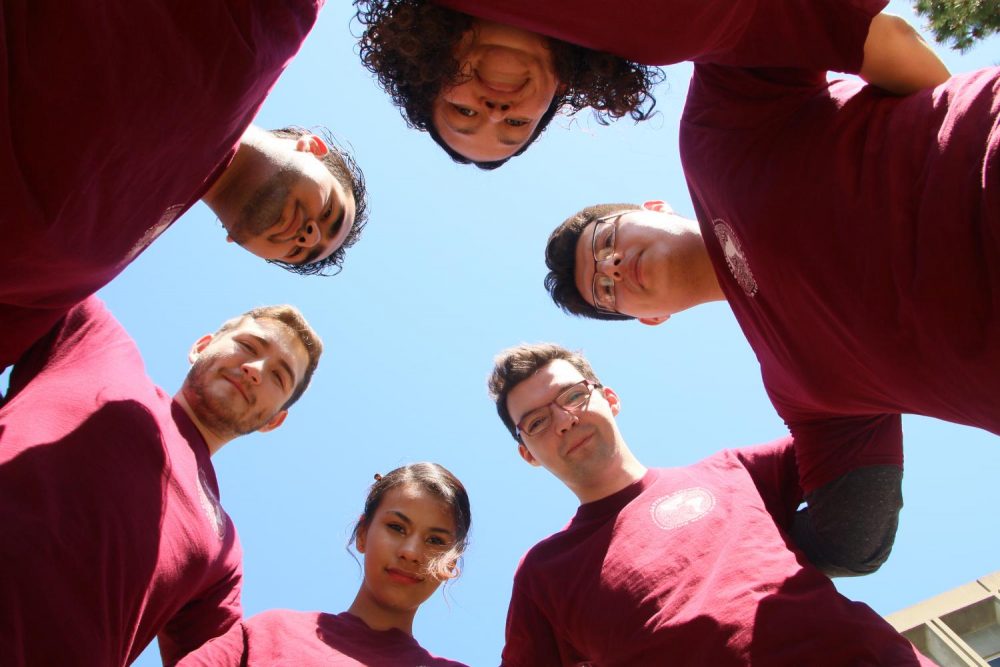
left=914, top=0, right=1000, bottom=51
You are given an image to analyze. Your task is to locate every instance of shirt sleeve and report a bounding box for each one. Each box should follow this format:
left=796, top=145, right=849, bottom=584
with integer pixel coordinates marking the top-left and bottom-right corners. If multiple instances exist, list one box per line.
left=500, top=567, right=563, bottom=667
left=158, top=565, right=244, bottom=665
left=734, top=437, right=802, bottom=531
left=171, top=619, right=246, bottom=667
left=788, top=413, right=903, bottom=494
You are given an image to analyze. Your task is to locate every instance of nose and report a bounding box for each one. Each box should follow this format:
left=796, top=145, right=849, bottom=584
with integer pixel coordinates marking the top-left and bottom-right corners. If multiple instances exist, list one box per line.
left=296, top=220, right=321, bottom=248
left=596, top=254, right=625, bottom=281
left=483, top=98, right=512, bottom=121
left=553, top=407, right=579, bottom=435
left=241, top=359, right=263, bottom=385
left=398, top=534, right=421, bottom=563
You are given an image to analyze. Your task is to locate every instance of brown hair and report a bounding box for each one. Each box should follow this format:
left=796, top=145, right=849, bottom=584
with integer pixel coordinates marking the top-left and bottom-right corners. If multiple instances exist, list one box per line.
left=349, top=462, right=472, bottom=581
left=215, top=304, right=323, bottom=410
left=544, top=203, right=641, bottom=321
left=487, top=343, right=602, bottom=441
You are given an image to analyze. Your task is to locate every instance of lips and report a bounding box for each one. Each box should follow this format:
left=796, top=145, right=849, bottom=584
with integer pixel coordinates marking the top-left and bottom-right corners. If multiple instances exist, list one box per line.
left=385, top=567, right=424, bottom=585
left=222, top=374, right=249, bottom=403
left=271, top=201, right=302, bottom=242
left=475, top=69, right=527, bottom=94
left=563, top=432, right=592, bottom=458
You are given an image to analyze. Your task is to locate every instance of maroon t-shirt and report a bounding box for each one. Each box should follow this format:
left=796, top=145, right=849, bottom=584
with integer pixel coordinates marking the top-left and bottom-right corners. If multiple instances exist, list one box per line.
left=0, top=0, right=321, bottom=371
left=502, top=442, right=933, bottom=666
left=441, top=0, right=1000, bottom=491
left=179, top=610, right=468, bottom=666
left=682, top=65, right=1000, bottom=490
left=0, top=297, right=243, bottom=666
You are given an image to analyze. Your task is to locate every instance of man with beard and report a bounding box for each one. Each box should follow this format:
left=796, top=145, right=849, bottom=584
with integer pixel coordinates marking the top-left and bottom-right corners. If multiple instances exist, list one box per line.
left=0, top=2, right=368, bottom=375
left=0, top=296, right=322, bottom=666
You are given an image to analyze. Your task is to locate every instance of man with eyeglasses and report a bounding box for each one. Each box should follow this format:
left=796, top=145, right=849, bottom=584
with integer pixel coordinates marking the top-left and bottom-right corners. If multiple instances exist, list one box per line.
left=542, top=199, right=1000, bottom=579
left=487, top=342, right=932, bottom=665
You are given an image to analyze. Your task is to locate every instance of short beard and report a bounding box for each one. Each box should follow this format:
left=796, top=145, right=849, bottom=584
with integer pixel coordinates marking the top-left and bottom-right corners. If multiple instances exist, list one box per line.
left=227, top=168, right=297, bottom=244
left=182, top=358, right=275, bottom=440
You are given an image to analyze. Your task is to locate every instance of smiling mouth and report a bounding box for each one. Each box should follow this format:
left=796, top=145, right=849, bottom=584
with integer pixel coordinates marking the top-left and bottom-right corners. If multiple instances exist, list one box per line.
left=564, top=433, right=592, bottom=457
left=475, top=70, right=527, bottom=95
left=271, top=201, right=302, bottom=243
left=223, top=375, right=249, bottom=403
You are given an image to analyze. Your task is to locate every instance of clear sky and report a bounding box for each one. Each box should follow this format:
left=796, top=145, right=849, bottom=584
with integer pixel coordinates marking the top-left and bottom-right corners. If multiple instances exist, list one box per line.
left=91, top=3, right=1000, bottom=665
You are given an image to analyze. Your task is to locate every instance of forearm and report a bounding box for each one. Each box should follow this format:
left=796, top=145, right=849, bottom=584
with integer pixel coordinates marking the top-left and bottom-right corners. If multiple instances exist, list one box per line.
left=860, top=13, right=951, bottom=94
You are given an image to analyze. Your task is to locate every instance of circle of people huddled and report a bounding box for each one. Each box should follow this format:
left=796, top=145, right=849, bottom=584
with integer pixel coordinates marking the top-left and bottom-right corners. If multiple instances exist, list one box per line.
left=1, top=0, right=997, bottom=665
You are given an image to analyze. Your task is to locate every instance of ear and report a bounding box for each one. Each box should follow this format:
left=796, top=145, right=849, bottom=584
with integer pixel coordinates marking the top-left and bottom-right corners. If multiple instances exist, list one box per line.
left=188, top=334, right=215, bottom=363
left=638, top=314, right=670, bottom=326
left=255, top=410, right=288, bottom=434
left=602, top=386, right=622, bottom=416
left=642, top=200, right=674, bottom=214
left=296, top=134, right=329, bottom=157
left=355, top=519, right=368, bottom=554
left=517, top=442, right=541, bottom=467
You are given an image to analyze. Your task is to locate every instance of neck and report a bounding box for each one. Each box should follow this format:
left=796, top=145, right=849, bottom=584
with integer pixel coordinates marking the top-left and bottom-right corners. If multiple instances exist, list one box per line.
left=571, top=448, right=647, bottom=505
left=347, top=587, right=416, bottom=636
left=671, top=221, right=726, bottom=310
left=173, top=390, right=232, bottom=456
left=201, top=125, right=265, bottom=219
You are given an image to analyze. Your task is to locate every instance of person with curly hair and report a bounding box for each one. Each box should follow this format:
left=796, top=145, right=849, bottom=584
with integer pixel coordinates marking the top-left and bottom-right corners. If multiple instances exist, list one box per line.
left=354, top=0, right=662, bottom=169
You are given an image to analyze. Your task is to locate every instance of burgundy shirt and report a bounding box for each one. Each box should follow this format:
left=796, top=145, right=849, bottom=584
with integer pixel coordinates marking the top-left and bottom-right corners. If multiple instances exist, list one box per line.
left=441, top=0, right=1000, bottom=491
left=0, top=0, right=322, bottom=370
left=502, top=442, right=933, bottom=666
left=179, top=610, right=468, bottom=667
left=0, top=297, right=243, bottom=665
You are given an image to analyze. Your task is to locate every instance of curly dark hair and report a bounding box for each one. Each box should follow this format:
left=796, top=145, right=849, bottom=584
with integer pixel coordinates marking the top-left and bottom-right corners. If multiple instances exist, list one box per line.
left=266, top=127, right=369, bottom=276
left=354, top=0, right=664, bottom=169
left=544, top=203, right=639, bottom=322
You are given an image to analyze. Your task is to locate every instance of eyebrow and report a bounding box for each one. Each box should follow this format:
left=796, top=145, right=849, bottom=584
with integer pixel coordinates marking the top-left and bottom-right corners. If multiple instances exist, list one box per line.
left=388, top=509, right=454, bottom=536
left=248, top=333, right=297, bottom=389
left=301, top=197, right=346, bottom=266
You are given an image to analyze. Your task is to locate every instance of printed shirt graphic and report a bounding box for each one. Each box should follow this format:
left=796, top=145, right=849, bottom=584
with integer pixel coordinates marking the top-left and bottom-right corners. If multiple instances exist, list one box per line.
left=712, top=221, right=757, bottom=297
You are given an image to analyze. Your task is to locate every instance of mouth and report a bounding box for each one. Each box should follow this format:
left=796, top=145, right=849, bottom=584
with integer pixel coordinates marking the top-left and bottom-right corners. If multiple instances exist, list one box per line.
left=475, top=69, right=527, bottom=95
left=630, top=251, right=645, bottom=290
left=271, top=201, right=302, bottom=243
left=222, top=375, right=249, bottom=403
left=563, top=433, right=592, bottom=458
left=385, top=567, right=424, bottom=584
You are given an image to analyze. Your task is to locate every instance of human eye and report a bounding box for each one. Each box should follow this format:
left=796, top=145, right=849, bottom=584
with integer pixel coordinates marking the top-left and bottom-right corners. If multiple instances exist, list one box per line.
left=451, top=104, right=475, bottom=118
left=427, top=535, right=449, bottom=547
left=285, top=247, right=304, bottom=261
left=505, top=118, right=529, bottom=127
left=525, top=412, right=551, bottom=436
left=271, top=370, right=285, bottom=390
left=236, top=339, right=253, bottom=352
left=387, top=521, right=405, bottom=534
left=561, top=387, right=588, bottom=406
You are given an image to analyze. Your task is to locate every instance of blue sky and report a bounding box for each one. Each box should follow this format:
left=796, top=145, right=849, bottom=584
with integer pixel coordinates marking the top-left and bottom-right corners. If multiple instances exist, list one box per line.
left=87, top=3, right=1000, bottom=664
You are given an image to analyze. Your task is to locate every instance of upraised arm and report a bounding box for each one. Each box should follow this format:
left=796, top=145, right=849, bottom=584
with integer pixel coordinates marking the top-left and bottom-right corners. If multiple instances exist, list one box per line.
left=860, top=13, right=951, bottom=94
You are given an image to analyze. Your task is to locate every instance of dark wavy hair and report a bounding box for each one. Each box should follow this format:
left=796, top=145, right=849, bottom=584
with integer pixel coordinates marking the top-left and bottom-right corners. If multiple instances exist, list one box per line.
left=354, top=0, right=664, bottom=169
left=266, top=127, right=369, bottom=276
left=544, top=203, right=640, bottom=322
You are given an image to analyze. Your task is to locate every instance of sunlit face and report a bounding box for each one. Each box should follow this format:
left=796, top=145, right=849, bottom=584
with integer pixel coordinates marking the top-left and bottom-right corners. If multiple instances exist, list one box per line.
left=432, top=20, right=561, bottom=162
left=573, top=203, right=687, bottom=322
left=181, top=318, right=310, bottom=439
left=355, top=485, right=458, bottom=623
left=506, top=360, right=623, bottom=489
left=221, top=134, right=356, bottom=266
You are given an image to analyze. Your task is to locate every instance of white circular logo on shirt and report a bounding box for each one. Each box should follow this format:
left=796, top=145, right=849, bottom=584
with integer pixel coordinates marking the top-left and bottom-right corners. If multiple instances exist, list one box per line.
left=650, top=487, right=716, bottom=530
left=713, top=220, right=758, bottom=298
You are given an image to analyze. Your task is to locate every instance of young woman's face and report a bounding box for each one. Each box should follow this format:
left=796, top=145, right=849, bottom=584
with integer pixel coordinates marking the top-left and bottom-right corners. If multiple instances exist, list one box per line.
left=355, top=484, right=459, bottom=623
left=432, top=20, right=560, bottom=162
